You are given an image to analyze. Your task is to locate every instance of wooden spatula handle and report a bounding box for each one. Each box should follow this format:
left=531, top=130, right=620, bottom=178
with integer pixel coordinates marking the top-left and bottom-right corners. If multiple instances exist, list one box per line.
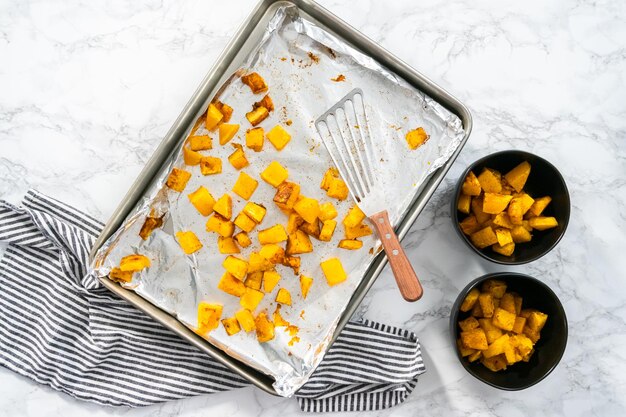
left=369, top=210, right=423, bottom=302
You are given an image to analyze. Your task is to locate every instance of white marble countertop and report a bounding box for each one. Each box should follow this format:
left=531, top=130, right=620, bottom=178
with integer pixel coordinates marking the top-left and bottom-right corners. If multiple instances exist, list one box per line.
left=1, top=0, right=625, bottom=415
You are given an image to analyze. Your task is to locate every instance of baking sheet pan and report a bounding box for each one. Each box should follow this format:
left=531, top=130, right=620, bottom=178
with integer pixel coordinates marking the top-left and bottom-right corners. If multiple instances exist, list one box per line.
left=89, top=0, right=472, bottom=396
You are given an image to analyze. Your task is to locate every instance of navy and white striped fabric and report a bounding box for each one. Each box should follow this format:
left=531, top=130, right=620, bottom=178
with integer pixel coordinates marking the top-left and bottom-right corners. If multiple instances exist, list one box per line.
left=0, top=190, right=425, bottom=412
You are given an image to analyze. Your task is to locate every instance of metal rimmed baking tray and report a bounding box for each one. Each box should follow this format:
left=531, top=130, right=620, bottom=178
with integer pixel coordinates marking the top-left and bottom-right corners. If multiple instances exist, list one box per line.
left=89, top=0, right=472, bottom=396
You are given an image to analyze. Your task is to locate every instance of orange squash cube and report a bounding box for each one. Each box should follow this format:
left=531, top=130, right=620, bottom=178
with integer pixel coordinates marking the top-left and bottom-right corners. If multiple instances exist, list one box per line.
left=245, top=106, right=269, bottom=126
left=221, top=317, right=241, bottom=336
left=119, top=254, right=151, bottom=272
left=139, top=216, right=163, bottom=240
left=529, top=216, right=558, bottom=231
left=235, top=309, right=256, bottom=332
left=259, top=244, right=285, bottom=264
left=241, top=72, right=268, bottom=94
left=240, top=287, right=264, bottom=311
left=462, top=171, right=482, bottom=196
left=189, top=135, right=212, bottom=151
left=245, top=127, right=264, bottom=152
left=183, top=145, right=203, bottom=166
left=242, top=202, right=267, bottom=223
left=261, top=161, right=288, bottom=187
left=188, top=186, right=216, bottom=216
left=109, top=267, right=133, bottom=283
left=477, top=168, right=502, bottom=193
left=319, top=220, right=337, bottom=242
left=205, top=214, right=234, bottom=237
left=483, top=193, right=513, bottom=214
left=213, top=101, right=233, bottom=123
left=266, top=125, right=291, bottom=151
left=217, top=272, right=246, bottom=297
left=327, top=178, right=349, bottom=200
left=175, top=231, right=203, bottom=254
left=405, top=127, right=429, bottom=150
left=344, top=223, right=372, bottom=239
left=200, top=156, right=222, bottom=175
left=294, top=197, right=320, bottom=224
left=213, top=194, right=232, bottom=219
left=232, top=172, right=258, bottom=200
left=338, top=239, right=362, bottom=250
left=504, top=161, right=531, bottom=193
left=300, top=275, right=313, bottom=299
left=219, top=123, right=239, bottom=145
left=457, top=194, right=471, bottom=214
left=254, top=312, right=275, bottom=343
left=244, top=271, right=263, bottom=290
left=228, top=144, right=249, bottom=170
left=470, top=227, right=498, bottom=249
left=321, top=257, right=347, bottom=286
left=205, top=103, right=223, bottom=131
left=528, top=196, right=552, bottom=217
left=166, top=168, right=192, bottom=192
left=492, top=242, right=515, bottom=256
left=286, top=230, right=313, bottom=255
left=258, top=224, right=288, bottom=245
left=234, top=212, right=256, bottom=233
left=318, top=202, right=338, bottom=221
left=263, top=270, right=281, bottom=293
left=275, top=288, right=292, bottom=305
left=343, top=205, right=366, bottom=228
left=197, top=302, right=222, bottom=334
left=273, top=181, right=300, bottom=211
left=223, top=255, right=248, bottom=280
left=218, top=236, right=240, bottom=254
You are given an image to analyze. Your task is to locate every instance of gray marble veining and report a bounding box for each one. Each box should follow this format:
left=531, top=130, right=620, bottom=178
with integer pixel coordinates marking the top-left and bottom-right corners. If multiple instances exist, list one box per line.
left=1, top=0, right=625, bottom=416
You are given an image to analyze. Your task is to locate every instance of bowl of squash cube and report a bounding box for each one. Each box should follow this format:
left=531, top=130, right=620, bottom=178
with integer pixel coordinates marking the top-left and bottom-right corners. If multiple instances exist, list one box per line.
left=452, top=150, right=570, bottom=265
left=450, top=273, right=568, bottom=390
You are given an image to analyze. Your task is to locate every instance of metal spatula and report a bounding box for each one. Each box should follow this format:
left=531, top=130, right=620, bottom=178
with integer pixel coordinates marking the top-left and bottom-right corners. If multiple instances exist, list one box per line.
left=315, top=88, right=423, bottom=301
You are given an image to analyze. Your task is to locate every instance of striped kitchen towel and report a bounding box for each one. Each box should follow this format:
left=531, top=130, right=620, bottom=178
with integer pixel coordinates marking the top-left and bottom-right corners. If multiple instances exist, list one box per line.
left=0, top=190, right=425, bottom=412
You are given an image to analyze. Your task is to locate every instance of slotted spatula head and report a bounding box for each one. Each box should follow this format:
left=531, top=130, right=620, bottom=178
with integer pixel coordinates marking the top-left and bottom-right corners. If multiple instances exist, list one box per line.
left=315, top=89, right=423, bottom=302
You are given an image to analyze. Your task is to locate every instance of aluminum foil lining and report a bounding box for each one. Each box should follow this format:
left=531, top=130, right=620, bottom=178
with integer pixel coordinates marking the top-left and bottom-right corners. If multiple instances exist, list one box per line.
left=91, top=4, right=465, bottom=397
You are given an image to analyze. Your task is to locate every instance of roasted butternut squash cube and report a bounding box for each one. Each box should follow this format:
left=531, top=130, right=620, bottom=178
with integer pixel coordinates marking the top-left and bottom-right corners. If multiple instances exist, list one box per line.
left=405, top=127, right=429, bottom=150
left=470, top=196, right=490, bottom=224
left=232, top=172, right=258, bottom=200
left=218, top=272, right=246, bottom=296
left=482, top=334, right=510, bottom=359
left=483, top=193, right=512, bottom=214
left=223, top=255, right=248, bottom=280
left=242, top=202, right=267, bottom=223
left=258, top=245, right=283, bottom=265
left=139, top=216, right=163, bottom=240
left=470, top=226, right=498, bottom=249
left=206, top=213, right=234, bottom=237
left=319, top=220, right=337, bottom=242
left=460, top=328, right=488, bottom=350
left=266, top=125, right=291, bottom=151
left=245, top=106, right=269, bottom=126
left=257, top=224, right=287, bottom=245
left=481, top=279, right=507, bottom=298
left=109, top=267, right=133, bottom=283
left=244, top=271, right=263, bottom=290
left=478, top=293, right=495, bottom=318
left=462, top=171, right=482, bottom=196
left=479, top=318, right=503, bottom=344
left=457, top=338, right=478, bottom=357
left=492, top=242, right=515, bottom=256
left=189, top=135, right=212, bottom=151
left=507, top=197, right=523, bottom=225
left=467, top=350, right=482, bottom=362
left=213, top=194, right=232, bottom=219
left=286, top=230, right=313, bottom=255
left=213, top=100, right=233, bottom=123
left=517, top=193, right=535, bottom=215
left=327, top=178, right=349, bottom=200
left=273, top=305, right=289, bottom=327
left=241, top=72, right=268, bottom=94
left=457, top=194, right=471, bottom=214
left=492, top=212, right=515, bottom=229
left=320, top=168, right=339, bottom=191
left=197, top=302, right=222, bottom=334
left=200, top=156, right=222, bottom=175
left=282, top=255, right=301, bottom=275
left=343, top=205, right=366, bottom=228
left=218, top=236, right=240, bottom=254
left=273, top=182, right=300, bottom=211
left=318, top=202, right=338, bottom=221
left=166, top=168, right=192, bottom=192
left=471, top=302, right=484, bottom=318
left=188, top=186, right=216, bottom=216
left=495, top=228, right=513, bottom=246
left=300, top=275, right=313, bottom=299
left=240, top=287, right=264, bottom=311
left=248, top=252, right=273, bottom=273
left=276, top=288, right=292, bottom=305
left=321, top=257, right=347, bottom=286
left=234, top=231, right=251, bottom=248
left=477, top=168, right=502, bottom=193
left=492, top=308, right=516, bottom=331
left=255, top=312, right=275, bottom=343
left=287, top=213, right=304, bottom=234
left=228, top=145, right=249, bottom=170
left=176, top=231, right=203, bottom=254
left=504, top=161, right=531, bottom=193
left=299, top=220, right=321, bottom=239
left=246, top=127, right=264, bottom=152
left=338, top=239, right=363, bottom=250
left=234, top=212, right=256, bottom=233
left=345, top=223, right=373, bottom=239
left=512, top=316, right=527, bottom=334
left=529, top=216, right=558, bottom=231
left=219, top=123, right=239, bottom=145
left=235, top=309, right=256, bottom=332
left=522, top=325, right=541, bottom=343
left=294, top=197, right=320, bottom=224
left=221, top=317, right=241, bottom=336
left=261, top=161, right=288, bottom=187
left=460, top=288, right=480, bottom=312
left=481, top=354, right=508, bottom=371
left=458, top=316, right=480, bottom=332
left=528, top=196, right=551, bottom=217
left=263, top=270, right=281, bottom=293
left=254, top=94, right=274, bottom=112
left=183, top=145, right=203, bottom=166
left=527, top=310, right=548, bottom=332
left=459, top=215, right=481, bottom=235
left=120, top=254, right=151, bottom=272
left=510, top=225, right=532, bottom=243
left=205, top=103, right=224, bottom=131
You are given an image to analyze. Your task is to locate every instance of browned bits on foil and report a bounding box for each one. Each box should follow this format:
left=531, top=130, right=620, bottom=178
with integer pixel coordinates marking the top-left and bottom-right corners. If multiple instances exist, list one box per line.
left=331, top=74, right=346, bottom=82
left=307, top=51, right=320, bottom=64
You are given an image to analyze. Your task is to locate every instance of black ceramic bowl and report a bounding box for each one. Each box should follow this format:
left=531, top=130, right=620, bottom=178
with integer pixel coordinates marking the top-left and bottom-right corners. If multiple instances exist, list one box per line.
left=450, top=272, right=567, bottom=390
left=452, top=150, right=570, bottom=264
